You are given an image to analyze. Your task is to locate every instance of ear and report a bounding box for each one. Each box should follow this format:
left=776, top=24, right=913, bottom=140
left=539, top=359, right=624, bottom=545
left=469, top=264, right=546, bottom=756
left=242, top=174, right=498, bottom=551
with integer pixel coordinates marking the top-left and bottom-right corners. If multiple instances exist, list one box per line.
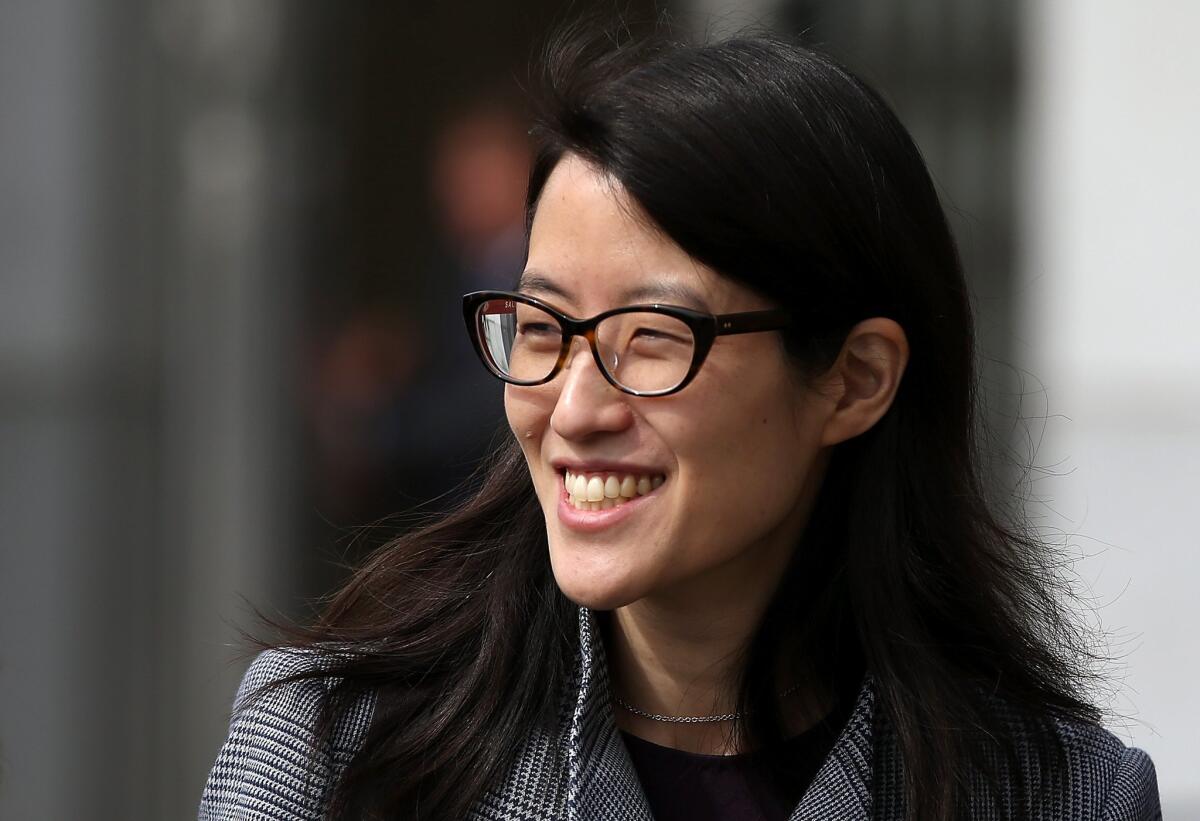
left=816, top=318, right=909, bottom=447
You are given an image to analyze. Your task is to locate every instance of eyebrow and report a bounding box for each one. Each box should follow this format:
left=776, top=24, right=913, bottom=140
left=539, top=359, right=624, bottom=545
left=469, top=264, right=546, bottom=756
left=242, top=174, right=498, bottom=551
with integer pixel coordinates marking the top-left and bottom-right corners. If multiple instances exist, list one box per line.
left=516, top=270, right=712, bottom=312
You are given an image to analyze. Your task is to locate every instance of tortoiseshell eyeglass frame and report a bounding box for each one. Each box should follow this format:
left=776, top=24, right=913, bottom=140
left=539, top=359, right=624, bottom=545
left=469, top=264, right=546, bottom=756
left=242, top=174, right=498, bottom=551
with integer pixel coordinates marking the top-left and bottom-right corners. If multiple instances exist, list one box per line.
left=462, top=290, right=794, bottom=397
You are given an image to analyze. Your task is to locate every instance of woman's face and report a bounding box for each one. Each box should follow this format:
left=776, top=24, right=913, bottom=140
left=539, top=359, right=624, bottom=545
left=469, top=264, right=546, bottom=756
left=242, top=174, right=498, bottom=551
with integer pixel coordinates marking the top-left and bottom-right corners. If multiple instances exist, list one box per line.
left=506, top=154, right=835, bottom=612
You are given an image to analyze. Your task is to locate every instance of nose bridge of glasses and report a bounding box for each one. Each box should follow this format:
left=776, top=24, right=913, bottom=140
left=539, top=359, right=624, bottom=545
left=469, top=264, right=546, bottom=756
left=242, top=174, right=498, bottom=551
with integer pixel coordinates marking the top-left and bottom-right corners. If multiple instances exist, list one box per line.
left=561, top=327, right=616, bottom=374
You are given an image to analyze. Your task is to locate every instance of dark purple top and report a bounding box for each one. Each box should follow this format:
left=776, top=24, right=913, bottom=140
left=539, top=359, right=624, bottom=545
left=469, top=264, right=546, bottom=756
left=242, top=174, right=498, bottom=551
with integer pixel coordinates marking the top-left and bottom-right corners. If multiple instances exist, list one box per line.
left=619, top=704, right=849, bottom=821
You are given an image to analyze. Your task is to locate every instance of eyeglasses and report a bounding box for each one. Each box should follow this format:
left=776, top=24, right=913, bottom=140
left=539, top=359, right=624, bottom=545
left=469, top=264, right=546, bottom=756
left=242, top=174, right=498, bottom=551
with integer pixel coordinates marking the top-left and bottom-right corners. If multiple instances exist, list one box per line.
left=462, top=290, right=792, bottom=397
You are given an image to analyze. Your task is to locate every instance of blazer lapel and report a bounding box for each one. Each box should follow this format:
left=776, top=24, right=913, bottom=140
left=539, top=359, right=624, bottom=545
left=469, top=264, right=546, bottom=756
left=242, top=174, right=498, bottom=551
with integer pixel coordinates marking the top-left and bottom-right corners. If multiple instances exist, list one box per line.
left=788, top=678, right=877, bottom=821
left=567, top=608, right=656, bottom=821
left=483, top=606, right=884, bottom=821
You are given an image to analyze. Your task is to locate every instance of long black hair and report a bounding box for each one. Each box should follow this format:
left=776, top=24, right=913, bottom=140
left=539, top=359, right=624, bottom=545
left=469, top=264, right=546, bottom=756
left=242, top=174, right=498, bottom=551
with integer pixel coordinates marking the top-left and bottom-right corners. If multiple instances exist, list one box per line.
left=251, top=20, right=1102, bottom=820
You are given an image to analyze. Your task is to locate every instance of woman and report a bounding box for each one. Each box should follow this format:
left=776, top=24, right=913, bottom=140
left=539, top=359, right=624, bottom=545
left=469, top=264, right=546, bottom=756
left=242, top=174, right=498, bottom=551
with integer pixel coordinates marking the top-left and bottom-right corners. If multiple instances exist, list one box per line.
left=199, top=23, right=1161, bottom=821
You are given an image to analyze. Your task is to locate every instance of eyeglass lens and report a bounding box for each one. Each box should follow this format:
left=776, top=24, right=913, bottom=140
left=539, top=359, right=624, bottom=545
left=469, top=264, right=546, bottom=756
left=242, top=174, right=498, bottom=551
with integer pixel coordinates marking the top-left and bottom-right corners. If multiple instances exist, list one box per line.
left=475, top=299, right=696, bottom=393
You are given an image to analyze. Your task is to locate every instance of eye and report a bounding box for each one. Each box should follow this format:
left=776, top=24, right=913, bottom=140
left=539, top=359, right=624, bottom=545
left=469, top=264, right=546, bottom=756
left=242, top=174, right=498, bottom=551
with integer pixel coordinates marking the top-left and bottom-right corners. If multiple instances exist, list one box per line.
left=632, top=327, right=687, bottom=345
left=518, top=322, right=560, bottom=336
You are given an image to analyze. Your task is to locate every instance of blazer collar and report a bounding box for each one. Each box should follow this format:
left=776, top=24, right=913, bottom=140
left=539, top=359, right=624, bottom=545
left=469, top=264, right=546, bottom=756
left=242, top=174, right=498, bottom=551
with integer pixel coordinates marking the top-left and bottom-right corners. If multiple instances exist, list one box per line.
left=567, top=607, right=877, bottom=821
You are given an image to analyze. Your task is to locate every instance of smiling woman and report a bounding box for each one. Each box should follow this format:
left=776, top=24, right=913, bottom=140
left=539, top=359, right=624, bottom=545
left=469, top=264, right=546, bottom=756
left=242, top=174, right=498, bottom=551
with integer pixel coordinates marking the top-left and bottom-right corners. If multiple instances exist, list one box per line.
left=199, top=18, right=1160, bottom=821
left=486, top=153, right=901, bottom=639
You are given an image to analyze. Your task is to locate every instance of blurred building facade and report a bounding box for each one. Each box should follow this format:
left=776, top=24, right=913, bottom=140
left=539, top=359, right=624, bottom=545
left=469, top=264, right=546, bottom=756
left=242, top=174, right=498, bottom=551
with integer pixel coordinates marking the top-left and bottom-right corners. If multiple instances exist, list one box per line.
left=1017, top=0, right=1200, bottom=813
left=0, top=0, right=1193, bottom=818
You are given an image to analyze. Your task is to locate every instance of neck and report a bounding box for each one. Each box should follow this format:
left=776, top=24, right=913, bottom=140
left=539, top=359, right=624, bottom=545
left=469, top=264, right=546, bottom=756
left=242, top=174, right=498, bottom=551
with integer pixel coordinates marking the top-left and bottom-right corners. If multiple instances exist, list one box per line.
left=604, top=452, right=832, bottom=755
left=605, top=535, right=813, bottom=755
left=607, top=603, right=744, bottom=751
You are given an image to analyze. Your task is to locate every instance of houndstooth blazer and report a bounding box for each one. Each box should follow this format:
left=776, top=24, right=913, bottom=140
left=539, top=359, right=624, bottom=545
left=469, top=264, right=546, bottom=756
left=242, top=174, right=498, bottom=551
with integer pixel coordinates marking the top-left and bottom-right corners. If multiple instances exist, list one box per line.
left=199, top=608, right=1161, bottom=820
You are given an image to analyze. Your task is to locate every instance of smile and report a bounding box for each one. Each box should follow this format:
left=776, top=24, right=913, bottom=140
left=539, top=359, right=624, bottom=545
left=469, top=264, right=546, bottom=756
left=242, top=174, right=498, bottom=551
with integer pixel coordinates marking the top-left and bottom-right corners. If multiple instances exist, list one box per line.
left=562, top=469, right=665, bottom=510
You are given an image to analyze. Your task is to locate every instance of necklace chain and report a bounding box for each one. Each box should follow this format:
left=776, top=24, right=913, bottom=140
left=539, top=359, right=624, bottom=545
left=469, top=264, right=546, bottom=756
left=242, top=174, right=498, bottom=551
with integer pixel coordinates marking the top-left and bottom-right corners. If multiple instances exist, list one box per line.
left=614, top=697, right=741, bottom=724
left=614, top=683, right=803, bottom=724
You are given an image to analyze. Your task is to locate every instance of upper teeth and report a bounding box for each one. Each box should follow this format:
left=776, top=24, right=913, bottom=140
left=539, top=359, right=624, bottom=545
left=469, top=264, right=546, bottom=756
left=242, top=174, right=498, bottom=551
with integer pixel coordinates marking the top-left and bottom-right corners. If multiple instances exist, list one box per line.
left=564, top=470, right=664, bottom=510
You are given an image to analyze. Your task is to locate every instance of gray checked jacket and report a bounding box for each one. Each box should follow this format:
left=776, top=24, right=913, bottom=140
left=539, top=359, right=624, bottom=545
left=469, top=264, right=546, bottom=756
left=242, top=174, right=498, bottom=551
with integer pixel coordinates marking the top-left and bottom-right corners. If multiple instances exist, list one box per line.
left=199, top=609, right=1161, bottom=820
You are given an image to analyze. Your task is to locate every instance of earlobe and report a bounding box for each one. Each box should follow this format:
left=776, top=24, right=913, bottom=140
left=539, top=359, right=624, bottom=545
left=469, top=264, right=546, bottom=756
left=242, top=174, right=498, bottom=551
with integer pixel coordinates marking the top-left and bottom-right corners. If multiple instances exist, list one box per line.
left=819, top=318, right=909, bottom=447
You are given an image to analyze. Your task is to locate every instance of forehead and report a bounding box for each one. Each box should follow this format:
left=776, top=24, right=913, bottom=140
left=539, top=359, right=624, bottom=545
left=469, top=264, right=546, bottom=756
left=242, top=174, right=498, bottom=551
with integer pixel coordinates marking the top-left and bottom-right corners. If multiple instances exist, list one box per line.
left=521, top=155, right=743, bottom=314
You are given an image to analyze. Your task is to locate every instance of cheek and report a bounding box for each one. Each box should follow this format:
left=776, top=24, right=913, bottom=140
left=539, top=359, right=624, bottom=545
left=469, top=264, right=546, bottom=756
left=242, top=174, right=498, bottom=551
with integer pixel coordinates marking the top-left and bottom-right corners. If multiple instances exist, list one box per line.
left=691, top=426, right=806, bottom=523
left=504, top=385, right=553, bottom=443
left=504, top=385, right=559, bottom=503
left=668, top=389, right=822, bottom=552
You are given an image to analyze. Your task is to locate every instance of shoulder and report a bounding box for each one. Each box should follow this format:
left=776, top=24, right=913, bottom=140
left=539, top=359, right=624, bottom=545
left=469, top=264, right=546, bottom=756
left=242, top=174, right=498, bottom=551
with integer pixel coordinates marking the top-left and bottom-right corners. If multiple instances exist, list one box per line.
left=1045, top=716, right=1161, bottom=820
left=198, top=648, right=377, bottom=820
left=969, top=705, right=1162, bottom=821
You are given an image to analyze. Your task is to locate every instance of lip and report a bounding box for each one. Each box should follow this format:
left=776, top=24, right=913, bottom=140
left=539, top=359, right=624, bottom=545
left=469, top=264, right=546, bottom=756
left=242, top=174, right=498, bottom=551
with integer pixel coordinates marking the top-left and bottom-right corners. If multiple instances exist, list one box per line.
left=554, top=470, right=664, bottom=533
left=550, top=457, right=668, bottom=476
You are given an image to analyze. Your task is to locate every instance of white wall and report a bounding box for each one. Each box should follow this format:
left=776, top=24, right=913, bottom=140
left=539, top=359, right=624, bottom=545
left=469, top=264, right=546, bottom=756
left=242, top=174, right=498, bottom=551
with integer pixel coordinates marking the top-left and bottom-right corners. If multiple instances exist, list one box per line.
left=1019, top=0, right=1200, bottom=813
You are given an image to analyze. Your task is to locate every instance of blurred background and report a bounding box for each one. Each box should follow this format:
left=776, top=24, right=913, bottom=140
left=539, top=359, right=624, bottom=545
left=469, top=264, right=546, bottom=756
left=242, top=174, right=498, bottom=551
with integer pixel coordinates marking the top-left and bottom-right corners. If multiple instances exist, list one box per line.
left=1, top=0, right=1195, bottom=817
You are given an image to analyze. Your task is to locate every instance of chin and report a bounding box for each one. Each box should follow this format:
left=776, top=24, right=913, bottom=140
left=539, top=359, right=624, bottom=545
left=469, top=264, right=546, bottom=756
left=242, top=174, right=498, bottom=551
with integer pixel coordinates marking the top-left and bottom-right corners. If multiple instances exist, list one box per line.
left=547, top=543, right=650, bottom=611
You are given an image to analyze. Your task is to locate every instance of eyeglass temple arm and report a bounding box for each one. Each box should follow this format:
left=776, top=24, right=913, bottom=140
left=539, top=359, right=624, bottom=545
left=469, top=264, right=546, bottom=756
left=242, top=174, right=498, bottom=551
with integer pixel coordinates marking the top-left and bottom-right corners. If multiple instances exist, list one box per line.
left=713, top=309, right=792, bottom=336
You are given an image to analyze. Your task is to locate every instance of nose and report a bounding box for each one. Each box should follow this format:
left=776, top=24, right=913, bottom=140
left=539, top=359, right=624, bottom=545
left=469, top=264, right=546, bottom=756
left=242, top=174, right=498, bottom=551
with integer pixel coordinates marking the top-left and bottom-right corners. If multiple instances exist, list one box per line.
left=550, top=336, right=634, bottom=440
